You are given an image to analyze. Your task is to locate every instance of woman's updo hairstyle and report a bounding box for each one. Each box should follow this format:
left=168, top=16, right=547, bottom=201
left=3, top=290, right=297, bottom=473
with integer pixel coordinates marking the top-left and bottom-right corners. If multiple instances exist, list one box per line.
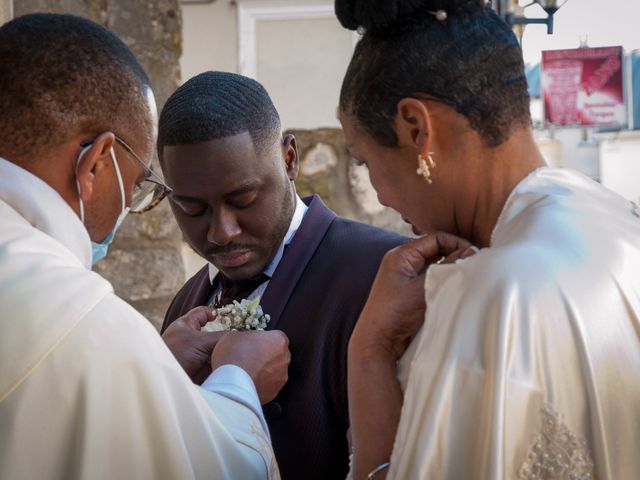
left=336, top=0, right=531, bottom=147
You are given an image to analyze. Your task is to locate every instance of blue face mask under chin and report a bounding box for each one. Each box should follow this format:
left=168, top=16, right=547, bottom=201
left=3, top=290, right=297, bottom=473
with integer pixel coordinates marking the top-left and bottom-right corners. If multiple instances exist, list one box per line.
left=90, top=206, right=129, bottom=264
left=76, top=144, right=130, bottom=265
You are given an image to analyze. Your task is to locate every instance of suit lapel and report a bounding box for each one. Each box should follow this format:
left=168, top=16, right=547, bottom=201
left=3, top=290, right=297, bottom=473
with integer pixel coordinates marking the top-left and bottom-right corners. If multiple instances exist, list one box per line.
left=183, top=264, right=216, bottom=311
left=261, top=195, right=336, bottom=330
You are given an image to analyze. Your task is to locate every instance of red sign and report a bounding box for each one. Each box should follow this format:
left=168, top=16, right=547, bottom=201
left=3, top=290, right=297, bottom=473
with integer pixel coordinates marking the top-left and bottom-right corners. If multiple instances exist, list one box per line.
left=542, top=46, right=626, bottom=127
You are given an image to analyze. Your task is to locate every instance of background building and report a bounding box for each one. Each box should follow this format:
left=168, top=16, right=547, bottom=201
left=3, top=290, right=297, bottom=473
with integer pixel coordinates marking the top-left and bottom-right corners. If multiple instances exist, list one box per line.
left=181, top=0, right=355, bottom=131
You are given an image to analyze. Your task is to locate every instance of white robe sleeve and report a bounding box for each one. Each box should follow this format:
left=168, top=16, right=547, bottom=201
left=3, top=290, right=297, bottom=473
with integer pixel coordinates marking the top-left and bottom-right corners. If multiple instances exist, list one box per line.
left=0, top=293, right=279, bottom=480
left=201, top=365, right=271, bottom=440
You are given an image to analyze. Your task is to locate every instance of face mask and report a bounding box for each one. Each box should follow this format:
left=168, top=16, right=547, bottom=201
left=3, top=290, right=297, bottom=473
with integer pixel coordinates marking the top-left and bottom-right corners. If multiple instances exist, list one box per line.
left=90, top=205, right=129, bottom=264
left=76, top=144, right=130, bottom=265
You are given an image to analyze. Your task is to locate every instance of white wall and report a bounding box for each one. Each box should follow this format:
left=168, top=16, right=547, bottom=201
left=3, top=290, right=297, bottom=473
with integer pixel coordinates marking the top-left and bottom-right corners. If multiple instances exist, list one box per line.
left=598, top=131, right=640, bottom=203
left=181, top=0, right=354, bottom=130
left=181, top=1, right=238, bottom=78
left=255, top=16, right=354, bottom=129
left=534, top=127, right=601, bottom=181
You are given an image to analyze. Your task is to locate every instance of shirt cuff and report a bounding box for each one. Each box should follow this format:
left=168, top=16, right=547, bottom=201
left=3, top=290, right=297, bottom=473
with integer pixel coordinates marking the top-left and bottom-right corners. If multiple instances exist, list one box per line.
left=201, top=364, right=270, bottom=439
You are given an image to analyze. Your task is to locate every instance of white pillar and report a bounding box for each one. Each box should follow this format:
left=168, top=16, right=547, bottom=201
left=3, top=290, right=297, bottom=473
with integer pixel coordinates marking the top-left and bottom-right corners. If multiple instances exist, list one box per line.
left=0, top=0, right=12, bottom=25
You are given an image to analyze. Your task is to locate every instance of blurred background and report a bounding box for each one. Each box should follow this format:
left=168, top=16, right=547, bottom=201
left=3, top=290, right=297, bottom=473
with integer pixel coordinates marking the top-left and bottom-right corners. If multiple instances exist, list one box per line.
left=2, top=0, right=638, bottom=329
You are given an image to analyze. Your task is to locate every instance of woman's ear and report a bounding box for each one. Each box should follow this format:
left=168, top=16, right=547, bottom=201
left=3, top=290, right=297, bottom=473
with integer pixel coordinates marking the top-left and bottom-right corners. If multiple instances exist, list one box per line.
left=76, top=132, right=117, bottom=202
left=395, top=97, right=433, bottom=153
left=282, top=134, right=299, bottom=181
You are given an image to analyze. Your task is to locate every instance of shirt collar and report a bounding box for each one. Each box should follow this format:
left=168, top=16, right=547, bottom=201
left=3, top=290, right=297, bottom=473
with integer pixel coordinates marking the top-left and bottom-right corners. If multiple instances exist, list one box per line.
left=0, top=157, right=92, bottom=268
left=208, top=194, right=308, bottom=284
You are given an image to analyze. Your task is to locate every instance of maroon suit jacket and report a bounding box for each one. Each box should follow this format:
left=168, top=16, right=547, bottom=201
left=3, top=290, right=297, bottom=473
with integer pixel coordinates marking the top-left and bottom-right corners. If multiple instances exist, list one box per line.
left=162, top=196, right=408, bottom=480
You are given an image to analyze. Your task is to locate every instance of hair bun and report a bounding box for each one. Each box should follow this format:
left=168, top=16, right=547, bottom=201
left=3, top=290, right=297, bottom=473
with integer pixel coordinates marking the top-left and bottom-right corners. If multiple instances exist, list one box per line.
left=335, top=0, right=486, bottom=33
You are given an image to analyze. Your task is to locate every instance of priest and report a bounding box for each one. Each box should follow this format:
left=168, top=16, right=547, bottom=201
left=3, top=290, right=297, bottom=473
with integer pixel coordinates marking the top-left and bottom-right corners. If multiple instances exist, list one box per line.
left=0, top=13, right=288, bottom=479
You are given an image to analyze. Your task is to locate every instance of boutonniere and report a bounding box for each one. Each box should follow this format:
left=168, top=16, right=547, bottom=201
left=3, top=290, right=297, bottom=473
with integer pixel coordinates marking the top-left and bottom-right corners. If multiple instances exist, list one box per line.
left=202, top=297, right=271, bottom=332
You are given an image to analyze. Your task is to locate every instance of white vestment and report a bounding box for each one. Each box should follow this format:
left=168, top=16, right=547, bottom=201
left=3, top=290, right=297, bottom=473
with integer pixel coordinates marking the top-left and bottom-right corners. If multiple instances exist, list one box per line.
left=391, top=168, right=640, bottom=479
left=0, top=158, right=279, bottom=479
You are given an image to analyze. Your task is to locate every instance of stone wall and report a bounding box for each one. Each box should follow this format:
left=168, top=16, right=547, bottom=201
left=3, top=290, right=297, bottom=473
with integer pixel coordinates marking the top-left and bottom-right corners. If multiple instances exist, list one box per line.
left=15, top=0, right=184, bottom=330
left=291, top=128, right=413, bottom=236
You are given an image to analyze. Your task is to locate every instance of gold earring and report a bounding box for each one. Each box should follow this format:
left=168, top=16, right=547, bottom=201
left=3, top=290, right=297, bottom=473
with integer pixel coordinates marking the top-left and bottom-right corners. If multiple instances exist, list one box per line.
left=416, top=152, right=436, bottom=184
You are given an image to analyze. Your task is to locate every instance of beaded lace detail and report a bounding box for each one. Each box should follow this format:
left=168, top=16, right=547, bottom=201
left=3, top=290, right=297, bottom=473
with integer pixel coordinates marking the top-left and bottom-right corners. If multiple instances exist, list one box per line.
left=518, top=403, right=594, bottom=480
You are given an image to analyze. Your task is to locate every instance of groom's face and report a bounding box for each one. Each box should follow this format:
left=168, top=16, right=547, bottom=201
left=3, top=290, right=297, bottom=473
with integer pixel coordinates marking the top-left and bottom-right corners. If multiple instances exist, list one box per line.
left=161, top=131, right=298, bottom=281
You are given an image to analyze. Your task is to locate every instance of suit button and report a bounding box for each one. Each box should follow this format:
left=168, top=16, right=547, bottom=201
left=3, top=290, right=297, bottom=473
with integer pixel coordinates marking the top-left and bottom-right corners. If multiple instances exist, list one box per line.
left=264, top=401, right=282, bottom=419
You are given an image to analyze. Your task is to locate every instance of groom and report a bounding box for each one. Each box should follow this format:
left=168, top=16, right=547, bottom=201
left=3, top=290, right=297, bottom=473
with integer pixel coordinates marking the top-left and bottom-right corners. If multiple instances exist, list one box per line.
left=158, top=71, right=408, bottom=480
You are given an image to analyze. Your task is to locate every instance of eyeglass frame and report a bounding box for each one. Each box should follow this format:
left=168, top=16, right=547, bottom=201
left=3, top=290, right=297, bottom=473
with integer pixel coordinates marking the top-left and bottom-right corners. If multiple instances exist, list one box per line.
left=80, top=134, right=172, bottom=214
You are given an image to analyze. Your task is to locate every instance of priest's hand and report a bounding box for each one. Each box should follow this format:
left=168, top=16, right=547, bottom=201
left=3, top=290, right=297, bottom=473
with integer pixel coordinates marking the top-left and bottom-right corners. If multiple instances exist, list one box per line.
left=212, top=330, right=291, bottom=404
left=162, top=306, right=224, bottom=385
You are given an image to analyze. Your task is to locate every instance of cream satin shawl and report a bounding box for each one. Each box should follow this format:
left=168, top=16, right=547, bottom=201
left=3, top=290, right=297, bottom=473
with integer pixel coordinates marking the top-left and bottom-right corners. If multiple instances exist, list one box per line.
left=391, top=168, right=640, bottom=479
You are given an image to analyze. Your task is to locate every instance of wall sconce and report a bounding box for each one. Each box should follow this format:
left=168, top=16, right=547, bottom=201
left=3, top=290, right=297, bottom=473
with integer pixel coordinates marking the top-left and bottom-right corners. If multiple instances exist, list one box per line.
left=500, top=0, right=565, bottom=34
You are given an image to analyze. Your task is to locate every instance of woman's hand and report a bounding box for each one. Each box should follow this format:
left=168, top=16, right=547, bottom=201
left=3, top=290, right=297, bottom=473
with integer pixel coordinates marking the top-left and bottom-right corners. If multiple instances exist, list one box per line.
left=347, top=232, right=475, bottom=480
left=352, top=231, right=475, bottom=361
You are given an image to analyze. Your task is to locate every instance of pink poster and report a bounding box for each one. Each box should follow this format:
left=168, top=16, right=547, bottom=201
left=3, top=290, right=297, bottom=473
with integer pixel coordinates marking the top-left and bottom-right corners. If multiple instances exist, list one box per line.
left=542, top=46, right=626, bottom=127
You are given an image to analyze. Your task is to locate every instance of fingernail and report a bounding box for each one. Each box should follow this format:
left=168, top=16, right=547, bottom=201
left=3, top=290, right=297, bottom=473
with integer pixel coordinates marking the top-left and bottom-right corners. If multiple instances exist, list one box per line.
left=459, top=246, right=479, bottom=260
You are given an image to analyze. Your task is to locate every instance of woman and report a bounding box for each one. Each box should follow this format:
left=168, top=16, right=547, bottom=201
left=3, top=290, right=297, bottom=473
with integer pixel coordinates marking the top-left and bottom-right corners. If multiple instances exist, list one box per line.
left=336, top=0, right=640, bottom=479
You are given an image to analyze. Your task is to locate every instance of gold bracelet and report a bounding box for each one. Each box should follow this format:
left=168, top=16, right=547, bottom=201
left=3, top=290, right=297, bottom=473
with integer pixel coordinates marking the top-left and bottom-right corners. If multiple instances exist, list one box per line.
left=367, top=461, right=390, bottom=479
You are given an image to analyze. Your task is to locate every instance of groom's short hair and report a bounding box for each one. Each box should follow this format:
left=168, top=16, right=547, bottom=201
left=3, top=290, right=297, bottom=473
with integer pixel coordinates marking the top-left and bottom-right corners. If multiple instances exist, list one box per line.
left=0, top=13, right=151, bottom=161
left=157, top=71, right=282, bottom=159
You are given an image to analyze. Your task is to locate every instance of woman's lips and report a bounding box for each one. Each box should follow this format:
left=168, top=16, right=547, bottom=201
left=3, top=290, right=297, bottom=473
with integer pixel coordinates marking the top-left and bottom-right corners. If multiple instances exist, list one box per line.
left=212, top=249, right=253, bottom=268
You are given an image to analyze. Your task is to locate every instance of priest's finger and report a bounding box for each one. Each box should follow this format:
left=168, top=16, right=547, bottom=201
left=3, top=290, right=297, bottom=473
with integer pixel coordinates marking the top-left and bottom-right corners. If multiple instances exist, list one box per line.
left=180, top=306, right=215, bottom=329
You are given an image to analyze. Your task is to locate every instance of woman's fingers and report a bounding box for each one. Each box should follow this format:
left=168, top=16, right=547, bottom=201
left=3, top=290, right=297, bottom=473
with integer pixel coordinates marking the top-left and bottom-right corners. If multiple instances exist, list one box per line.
left=391, top=232, right=474, bottom=275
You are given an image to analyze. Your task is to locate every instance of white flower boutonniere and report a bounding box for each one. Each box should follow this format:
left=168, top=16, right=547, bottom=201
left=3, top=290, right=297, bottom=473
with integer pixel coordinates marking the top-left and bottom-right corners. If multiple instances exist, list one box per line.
left=202, top=297, right=271, bottom=332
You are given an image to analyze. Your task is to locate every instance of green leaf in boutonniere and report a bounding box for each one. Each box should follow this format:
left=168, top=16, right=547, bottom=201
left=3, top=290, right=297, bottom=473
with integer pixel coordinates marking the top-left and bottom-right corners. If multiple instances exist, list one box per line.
left=202, top=297, right=271, bottom=332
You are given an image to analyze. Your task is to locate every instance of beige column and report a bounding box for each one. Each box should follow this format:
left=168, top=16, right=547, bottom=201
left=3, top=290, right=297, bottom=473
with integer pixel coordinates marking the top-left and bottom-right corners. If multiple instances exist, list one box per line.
left=14, top=0, right=185, bottom=330
left=0, top=0, right=12, bottom=24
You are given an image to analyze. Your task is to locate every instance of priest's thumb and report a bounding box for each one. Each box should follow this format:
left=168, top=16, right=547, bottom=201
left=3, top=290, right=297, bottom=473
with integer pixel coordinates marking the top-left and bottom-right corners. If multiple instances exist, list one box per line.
left=180, top=305, right=215, bottom=330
